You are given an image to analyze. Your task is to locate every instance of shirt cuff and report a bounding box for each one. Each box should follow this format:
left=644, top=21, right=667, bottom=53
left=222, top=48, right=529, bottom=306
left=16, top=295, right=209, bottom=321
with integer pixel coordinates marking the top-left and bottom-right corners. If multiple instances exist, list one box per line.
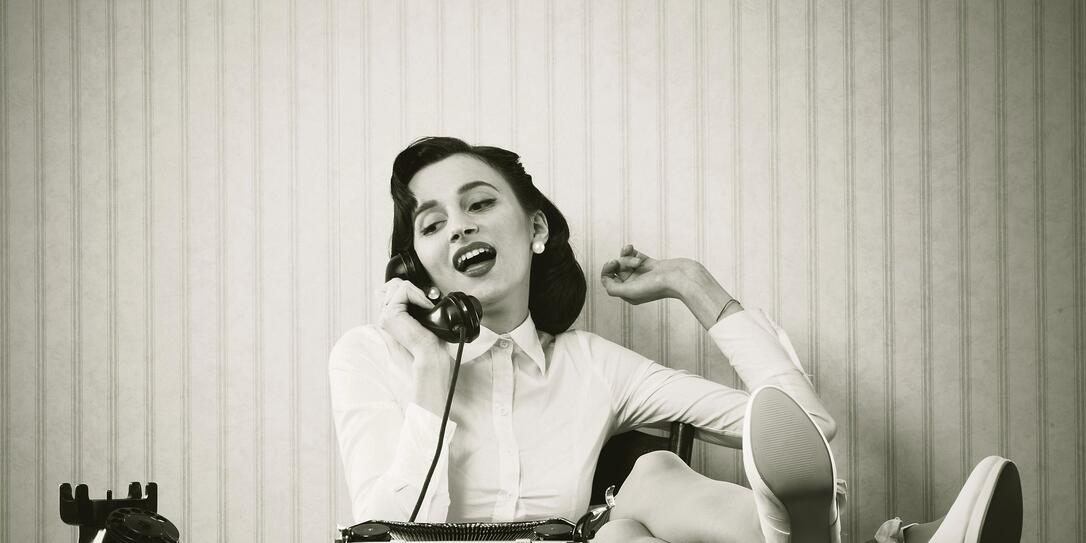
left=706, top=308, right=811, bottom=387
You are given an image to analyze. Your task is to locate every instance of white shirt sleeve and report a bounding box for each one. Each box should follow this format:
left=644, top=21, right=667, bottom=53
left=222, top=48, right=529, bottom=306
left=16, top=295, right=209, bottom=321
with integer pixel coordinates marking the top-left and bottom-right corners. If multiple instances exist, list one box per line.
left=328, top=325, right=458, bottom=523
left=589, top=308, right=836, bottom=449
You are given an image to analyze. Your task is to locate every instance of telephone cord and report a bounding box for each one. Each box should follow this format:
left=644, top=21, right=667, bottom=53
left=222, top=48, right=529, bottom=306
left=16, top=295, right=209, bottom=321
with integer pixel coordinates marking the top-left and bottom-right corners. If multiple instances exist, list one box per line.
left=409, top=326, right=466, bottom=522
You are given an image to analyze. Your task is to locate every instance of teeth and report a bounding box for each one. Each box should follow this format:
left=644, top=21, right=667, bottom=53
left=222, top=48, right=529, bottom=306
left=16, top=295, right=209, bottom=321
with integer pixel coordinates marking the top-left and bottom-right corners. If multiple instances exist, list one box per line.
left=457, top=247, right=492, bottom=269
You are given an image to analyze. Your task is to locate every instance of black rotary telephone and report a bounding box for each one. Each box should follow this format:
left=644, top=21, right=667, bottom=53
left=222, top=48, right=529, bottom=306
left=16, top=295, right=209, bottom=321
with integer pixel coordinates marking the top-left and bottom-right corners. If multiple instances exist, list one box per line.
left=384, top=249, right=482, bottom=522
left=385, top=250, right=482, bottom=343
left=59, top=482, right=179, bottom=543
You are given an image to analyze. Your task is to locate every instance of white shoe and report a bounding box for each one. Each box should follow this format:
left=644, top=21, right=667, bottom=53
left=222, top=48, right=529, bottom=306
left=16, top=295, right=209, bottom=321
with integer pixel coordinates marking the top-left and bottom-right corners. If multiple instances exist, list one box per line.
left=743, top=385, right=840, bottom=543
left=876, top=456, right=1022, bottom=543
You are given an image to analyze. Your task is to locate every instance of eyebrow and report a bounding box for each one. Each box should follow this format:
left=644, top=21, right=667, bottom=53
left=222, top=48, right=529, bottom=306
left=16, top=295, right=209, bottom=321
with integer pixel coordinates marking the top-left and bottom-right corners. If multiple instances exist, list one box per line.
left=412, top=180, right=499, bottom=221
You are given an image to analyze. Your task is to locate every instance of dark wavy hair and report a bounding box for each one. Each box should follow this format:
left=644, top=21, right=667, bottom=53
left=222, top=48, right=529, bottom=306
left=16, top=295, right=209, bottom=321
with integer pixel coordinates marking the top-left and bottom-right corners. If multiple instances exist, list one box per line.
left=389, top=136, right=586, bottom=335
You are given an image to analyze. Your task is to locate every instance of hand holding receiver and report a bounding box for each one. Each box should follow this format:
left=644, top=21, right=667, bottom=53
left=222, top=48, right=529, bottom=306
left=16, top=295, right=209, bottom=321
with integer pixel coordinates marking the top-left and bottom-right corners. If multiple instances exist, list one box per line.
left=377, top=277, right=445, bottom=356
left=412, top=292, right=482, bottom=344
left=385, top=251, right=482, bottom=344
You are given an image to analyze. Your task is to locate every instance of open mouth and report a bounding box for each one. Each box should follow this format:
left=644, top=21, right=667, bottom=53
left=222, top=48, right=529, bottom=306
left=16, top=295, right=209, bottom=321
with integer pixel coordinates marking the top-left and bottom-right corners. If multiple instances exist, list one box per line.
left=452, top=242, right=497, bottom=276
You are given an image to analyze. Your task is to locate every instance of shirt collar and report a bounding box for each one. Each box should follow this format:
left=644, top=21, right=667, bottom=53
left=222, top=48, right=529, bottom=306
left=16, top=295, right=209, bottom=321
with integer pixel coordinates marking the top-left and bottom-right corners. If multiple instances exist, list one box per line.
left=444, top=314, right=548, bottom=374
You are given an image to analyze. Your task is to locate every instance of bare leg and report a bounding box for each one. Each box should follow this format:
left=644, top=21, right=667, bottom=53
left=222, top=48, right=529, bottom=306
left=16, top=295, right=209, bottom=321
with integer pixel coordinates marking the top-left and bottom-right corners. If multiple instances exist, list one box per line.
left=601, top=450, right=765, bottom=543
left=593, top=519, right=670, bottom=543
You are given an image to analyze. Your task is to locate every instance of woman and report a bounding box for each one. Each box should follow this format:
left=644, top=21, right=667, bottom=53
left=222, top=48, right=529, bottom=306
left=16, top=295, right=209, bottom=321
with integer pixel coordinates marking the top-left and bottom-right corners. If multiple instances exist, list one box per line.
left=329, top=137, right=1020, bottom=543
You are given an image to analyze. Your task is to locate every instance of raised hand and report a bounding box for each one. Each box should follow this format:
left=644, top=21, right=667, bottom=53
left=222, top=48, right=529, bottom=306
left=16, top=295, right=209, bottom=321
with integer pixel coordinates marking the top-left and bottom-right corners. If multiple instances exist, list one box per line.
left=600, top=244, right=740, bottom=329
left=600, top=244, right=688, bottom=305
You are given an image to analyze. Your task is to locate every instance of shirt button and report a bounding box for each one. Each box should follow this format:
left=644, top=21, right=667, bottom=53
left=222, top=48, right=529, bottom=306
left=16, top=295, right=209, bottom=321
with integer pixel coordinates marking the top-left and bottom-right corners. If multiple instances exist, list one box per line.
left=499, top=407, right=509, bottom=416
left=498, top=339, right=510, bottom=348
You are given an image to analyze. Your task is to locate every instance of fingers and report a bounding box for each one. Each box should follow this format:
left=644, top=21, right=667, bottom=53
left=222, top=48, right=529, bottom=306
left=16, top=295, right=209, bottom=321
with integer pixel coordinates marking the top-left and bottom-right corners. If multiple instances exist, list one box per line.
left=601, top=256, right=646, bottom=279
left=602, top=254, right=644, bottom=272
left=620, top=244, right=654, bottom=265
left=600, top=273, right=627, bottom=297
left=600, top=261, right=623, bottom=291
left=600, top=261, right=638, bottom=299
left=602, top=244, right=658, bottom=299
left=377, top=279, right=447, bottom=354
left=601, top=259, right=620, bottom=278
left=403, top=283, right=436, bottom=308
left=381, top=278, right=435, bottom=309
left=620, top=243, right=646, bottom=259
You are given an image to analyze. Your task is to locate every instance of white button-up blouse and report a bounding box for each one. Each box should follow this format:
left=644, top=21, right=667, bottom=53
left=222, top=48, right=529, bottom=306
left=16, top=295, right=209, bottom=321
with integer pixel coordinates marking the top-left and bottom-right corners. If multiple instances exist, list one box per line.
left=328, top=308, right=835, bottom=524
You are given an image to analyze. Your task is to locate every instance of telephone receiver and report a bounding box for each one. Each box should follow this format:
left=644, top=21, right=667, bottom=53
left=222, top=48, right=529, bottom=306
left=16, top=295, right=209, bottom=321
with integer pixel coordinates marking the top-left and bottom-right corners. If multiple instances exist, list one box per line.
left=385, top=250, right=482, bottom=343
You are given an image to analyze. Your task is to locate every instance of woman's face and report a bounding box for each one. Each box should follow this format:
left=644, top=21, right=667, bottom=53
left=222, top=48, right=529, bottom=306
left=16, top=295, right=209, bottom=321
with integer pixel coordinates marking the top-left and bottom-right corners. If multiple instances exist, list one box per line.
left=409, top=153, right=547, bottom=309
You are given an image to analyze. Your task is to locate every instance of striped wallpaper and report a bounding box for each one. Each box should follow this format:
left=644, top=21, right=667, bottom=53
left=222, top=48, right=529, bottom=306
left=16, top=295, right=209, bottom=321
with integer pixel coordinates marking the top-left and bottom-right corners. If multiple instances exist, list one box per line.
left=1, top=1, right=1083, bottom=542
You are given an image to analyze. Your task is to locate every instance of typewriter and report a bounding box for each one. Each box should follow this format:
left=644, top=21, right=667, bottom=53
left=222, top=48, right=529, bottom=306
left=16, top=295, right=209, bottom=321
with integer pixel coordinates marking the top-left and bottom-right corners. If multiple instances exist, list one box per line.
left=335, top=517, right=578, bottom=542
left=334, top=485, right=614, bottom=542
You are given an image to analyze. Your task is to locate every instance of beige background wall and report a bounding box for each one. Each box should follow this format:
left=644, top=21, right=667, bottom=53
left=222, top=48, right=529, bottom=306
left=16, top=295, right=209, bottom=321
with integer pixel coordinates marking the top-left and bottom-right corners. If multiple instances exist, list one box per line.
left=2, top=0, right=1083, bottom=541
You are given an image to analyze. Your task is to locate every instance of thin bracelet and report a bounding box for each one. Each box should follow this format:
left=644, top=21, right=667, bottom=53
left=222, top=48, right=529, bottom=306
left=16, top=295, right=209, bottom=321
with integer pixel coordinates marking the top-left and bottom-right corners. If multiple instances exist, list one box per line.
left=715, top=298, right=741, bottom=322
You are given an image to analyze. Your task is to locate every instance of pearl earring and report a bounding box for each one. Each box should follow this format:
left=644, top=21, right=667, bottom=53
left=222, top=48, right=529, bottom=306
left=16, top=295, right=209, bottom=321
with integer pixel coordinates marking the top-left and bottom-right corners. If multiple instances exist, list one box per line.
left=532, top=241, right=545, bottom=254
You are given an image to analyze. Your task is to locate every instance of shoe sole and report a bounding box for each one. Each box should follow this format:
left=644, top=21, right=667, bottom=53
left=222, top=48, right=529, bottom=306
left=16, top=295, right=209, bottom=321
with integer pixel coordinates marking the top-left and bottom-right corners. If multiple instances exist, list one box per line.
left=907, top=459, right=1023, bottom=543
left=749, top=387, right=835, bottom=543
left=977, top=461, right=1022, bottom=543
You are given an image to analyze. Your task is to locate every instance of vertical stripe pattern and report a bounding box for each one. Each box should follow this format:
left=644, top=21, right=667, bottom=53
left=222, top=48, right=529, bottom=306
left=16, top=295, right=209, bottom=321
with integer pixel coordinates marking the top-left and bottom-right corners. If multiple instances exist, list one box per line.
left=0, top=3, right=1082, bottom=542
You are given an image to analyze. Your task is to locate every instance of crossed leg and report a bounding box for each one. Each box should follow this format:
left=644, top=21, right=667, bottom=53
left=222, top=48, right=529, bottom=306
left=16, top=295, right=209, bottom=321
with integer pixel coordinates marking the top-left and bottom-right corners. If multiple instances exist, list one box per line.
left=594, top=450, right=765, bottom=543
